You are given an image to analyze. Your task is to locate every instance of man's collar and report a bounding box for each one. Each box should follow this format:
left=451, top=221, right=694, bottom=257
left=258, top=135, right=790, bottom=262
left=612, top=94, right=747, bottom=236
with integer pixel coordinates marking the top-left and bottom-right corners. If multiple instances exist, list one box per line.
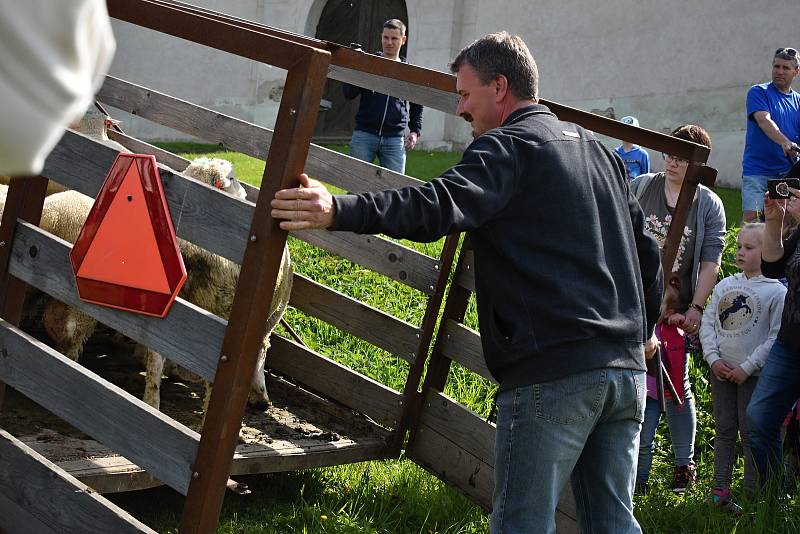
left=501, top=104, right=553, bottom=126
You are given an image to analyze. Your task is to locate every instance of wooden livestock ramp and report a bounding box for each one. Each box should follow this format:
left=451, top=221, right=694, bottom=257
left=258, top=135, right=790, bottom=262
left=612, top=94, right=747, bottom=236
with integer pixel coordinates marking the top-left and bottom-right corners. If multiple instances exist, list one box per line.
left=0, top=1, right=720, bottom=533
left=0, top=1, right=457, bottom=532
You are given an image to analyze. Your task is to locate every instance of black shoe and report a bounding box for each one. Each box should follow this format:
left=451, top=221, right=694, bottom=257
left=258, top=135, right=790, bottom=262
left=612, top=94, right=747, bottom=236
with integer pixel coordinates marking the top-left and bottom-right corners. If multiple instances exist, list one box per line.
left=671, top=464, right=697, bottom=495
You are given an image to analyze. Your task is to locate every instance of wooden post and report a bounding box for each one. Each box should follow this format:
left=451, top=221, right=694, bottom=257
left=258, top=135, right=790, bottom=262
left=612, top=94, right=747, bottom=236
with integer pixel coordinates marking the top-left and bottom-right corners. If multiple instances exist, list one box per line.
left=0, top=176, right=48, bottom=409
left=411, top=238, right=475, bottom=438
left=179, top=47, right=331, bottom=534
left=391, top=234, right=461, bottom=453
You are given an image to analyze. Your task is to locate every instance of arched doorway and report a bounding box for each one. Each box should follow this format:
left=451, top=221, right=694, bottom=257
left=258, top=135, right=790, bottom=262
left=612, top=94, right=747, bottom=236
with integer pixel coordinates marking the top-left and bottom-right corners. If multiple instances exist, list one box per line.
left=313, top=0, right=409, bottom=141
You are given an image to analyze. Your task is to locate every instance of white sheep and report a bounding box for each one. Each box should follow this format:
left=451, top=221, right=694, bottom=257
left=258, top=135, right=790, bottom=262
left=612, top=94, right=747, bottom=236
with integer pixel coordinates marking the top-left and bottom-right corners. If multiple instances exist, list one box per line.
left=183, top=157, right=247, bottom=200
left=0, top=154, right=291, bottom=415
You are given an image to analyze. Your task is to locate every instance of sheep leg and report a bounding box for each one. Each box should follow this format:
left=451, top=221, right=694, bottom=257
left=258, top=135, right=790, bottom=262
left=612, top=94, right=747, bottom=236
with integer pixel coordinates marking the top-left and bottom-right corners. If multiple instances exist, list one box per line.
left=137, top=346, right=165, bottom=410
left=247, top=337, right=271, bottom=409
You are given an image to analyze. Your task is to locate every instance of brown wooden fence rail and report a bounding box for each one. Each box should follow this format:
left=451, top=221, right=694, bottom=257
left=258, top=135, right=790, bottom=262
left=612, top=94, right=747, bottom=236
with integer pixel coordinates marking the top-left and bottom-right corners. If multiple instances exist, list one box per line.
left=0, top=1, right=720, bottom=533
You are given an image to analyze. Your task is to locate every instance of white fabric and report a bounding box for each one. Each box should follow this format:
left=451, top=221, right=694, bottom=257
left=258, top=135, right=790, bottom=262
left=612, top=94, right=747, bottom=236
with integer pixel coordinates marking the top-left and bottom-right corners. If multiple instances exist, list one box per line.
left=700, top=272, right=787, bottom=376
left=0, top=0, right=115, bottom=175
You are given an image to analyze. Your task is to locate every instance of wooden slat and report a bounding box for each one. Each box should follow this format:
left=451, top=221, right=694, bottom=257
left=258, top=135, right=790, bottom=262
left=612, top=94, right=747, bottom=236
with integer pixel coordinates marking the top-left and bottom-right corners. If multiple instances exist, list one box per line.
left=0, top=490, right=57, bottom=534
left=50, top=438, right=391, bottom=495
left=453, top=249, right=475, bottom=292
left=292, top=230, right=440, bottom=295
left=327, top=64, right=458, bottom=114
left=407, top=423, right=578, bottom=530
left=98, top=76, right=423, bottom=192
left=229, top=439, right=391, bottom=476
left=0, top=320, right=199, bottom=495
left=107, top=0, right=313, bottom=71
left=407, top=422, right=494, bottom=509
left=9, top=222, right=222, bottom=383
left=268, top=335, right=403, bottom=428
left=41, top=129, right=253, bottom=265
left=290, top=274, right=420, bottom=362
left=59, top=457, right=162, bottom=495
left=439, top=320, right=495, bottom=383
left=0, top=429, right=155, bottom=534
left=108, top=129, right=190, bottom=172
left=418, top=391, right=495, bottom=464
left=42, top=130, right=441, bottom=294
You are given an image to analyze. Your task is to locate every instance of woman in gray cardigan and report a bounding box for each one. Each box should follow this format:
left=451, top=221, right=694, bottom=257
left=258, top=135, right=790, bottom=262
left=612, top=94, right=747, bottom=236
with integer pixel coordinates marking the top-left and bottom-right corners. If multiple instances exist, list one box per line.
left=631, top=125, right=726, bottom=495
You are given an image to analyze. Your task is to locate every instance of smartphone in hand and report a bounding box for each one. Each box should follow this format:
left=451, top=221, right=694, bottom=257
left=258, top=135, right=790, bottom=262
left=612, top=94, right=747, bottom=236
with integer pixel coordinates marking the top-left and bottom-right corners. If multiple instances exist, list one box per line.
left=767, top=178, right=800, bottom=199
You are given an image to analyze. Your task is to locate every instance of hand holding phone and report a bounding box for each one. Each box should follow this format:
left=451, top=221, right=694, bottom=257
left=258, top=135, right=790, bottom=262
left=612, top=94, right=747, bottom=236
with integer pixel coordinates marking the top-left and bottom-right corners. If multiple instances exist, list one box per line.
left=767, top=178, right=800, bottom=199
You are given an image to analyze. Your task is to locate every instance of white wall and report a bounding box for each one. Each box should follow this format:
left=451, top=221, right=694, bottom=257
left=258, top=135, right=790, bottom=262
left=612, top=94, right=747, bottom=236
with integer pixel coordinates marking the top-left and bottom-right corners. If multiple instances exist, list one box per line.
left=455, top=0, right=798, bottom=187
left=107, top=0, right=799, bottom=188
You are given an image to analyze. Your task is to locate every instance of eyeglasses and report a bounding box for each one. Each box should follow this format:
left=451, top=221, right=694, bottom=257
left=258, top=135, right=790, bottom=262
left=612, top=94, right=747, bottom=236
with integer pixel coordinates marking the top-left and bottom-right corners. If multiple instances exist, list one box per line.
left=662, top=153, right=689, bottom=166
left=775, top=47, right=798, bottom=58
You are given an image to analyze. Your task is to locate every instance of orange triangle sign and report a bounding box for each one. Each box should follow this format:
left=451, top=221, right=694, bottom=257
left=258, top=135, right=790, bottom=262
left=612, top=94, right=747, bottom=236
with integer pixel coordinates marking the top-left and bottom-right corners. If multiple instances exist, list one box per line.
left=76, top=161, right=171, bottom=294
left=71, top=153, right=186, bottom=317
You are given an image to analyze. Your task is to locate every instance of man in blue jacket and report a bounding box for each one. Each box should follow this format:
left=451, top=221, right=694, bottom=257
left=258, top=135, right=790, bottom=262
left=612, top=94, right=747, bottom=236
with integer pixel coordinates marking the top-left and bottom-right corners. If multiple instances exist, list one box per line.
left=273, top=32, right=662, bottom=533
left=343, top=19, right=422, bottom=174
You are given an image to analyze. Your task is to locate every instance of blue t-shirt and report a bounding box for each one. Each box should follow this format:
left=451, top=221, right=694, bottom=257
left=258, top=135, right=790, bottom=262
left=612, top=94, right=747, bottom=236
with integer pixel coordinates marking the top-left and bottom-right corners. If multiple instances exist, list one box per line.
left=742, top=82, right=800, bottom=176
left=614, top=145, right=650, bottom=181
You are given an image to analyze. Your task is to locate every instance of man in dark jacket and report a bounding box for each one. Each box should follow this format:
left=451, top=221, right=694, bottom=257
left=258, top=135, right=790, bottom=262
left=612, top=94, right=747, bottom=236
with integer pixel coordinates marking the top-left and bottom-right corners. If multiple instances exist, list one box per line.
left=343, top=19, right=422, bottom=174
left=273, top=32, right=662, bottom=534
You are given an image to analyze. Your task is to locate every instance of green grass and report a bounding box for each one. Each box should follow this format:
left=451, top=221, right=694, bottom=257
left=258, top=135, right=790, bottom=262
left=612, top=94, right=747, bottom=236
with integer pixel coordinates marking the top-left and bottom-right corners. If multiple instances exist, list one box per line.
left=712, top=185, right=743, bottom=228
left=133, top=142, right=780, bottom=533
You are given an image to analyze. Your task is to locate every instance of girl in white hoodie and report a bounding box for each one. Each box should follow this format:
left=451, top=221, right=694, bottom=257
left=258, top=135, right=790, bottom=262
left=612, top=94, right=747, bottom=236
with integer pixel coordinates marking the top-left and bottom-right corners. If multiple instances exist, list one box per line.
left=700, top=223, right=787, bottom=510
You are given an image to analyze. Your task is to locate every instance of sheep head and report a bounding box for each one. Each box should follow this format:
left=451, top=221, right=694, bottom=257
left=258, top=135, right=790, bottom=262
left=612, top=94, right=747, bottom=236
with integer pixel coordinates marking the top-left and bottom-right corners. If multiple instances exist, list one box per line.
left=183, top=157, right=247, bottom=200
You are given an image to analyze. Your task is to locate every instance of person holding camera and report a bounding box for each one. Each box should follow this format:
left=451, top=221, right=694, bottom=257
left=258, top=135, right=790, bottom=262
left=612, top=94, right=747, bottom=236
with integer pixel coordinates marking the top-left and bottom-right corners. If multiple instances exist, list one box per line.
left=746, top=186, right=800, bottom=492
left=741, top=47, right=800, bottom=223
left=631, top=125, right=726, bottom=495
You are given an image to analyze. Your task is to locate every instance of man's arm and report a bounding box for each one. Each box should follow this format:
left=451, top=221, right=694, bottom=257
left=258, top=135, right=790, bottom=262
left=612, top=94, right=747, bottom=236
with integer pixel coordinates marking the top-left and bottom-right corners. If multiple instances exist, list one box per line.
left=405, top=102, right=423, bottom=150
left=272, top=133, right=515, bottom=241
left=753, top=111, right=798, bottom=156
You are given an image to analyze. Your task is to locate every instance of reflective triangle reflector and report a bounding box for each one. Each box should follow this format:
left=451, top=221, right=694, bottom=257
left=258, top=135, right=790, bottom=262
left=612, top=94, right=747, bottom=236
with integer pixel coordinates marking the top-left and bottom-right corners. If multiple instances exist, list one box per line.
left=70, top=153, right=187, bottom=318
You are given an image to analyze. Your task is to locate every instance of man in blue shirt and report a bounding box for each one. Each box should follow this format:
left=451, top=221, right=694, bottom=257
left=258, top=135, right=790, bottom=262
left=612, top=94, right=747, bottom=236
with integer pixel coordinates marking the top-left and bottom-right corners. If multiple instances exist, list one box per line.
left=343, top=19, right=423, bottom=174
left=741, top=47, right=800, bottom=222
left=614, top=116, right=650, bottom=181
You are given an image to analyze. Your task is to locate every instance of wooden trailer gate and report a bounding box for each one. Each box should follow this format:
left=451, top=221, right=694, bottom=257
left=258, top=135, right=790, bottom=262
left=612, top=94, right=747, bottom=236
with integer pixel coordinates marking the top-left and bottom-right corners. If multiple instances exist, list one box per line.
left=0, top=1, right=718, bottom=533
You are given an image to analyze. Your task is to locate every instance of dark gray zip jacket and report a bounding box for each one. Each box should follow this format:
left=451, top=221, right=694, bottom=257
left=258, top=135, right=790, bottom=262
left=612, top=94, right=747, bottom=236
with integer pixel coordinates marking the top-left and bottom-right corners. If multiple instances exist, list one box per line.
left=332, top=105, right=663, bottom=390
left=342, top=53, right=422, bottom=137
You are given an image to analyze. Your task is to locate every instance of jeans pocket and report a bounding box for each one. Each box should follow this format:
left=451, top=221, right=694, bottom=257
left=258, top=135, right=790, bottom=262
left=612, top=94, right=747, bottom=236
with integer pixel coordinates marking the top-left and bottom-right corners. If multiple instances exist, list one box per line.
left=534, top=369, right=606, bottom=425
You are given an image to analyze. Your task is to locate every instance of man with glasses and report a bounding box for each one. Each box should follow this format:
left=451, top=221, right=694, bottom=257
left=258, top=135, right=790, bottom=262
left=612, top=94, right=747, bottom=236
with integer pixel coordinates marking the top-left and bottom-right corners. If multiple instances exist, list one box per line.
left=741, top=47, right=800, bottom=222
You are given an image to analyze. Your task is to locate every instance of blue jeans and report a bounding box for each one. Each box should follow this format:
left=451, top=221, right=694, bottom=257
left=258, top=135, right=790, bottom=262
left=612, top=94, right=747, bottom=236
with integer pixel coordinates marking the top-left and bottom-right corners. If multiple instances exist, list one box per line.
left=348, top=129, right=406, bottom=173
left=491, top=367, right=645, bottom=534
left=637, top=361, right=696, bottom=485
left=746, top=340, right=800, bottom=489
left=637, top=391, right=697, bottom=484
left=741, top=174, right=783, bottom=213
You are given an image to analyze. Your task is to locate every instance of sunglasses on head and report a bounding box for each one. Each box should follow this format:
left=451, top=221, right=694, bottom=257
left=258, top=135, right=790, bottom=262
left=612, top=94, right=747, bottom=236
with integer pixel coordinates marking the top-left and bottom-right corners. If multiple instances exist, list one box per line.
left=775, top=47, right=798, bottom=58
